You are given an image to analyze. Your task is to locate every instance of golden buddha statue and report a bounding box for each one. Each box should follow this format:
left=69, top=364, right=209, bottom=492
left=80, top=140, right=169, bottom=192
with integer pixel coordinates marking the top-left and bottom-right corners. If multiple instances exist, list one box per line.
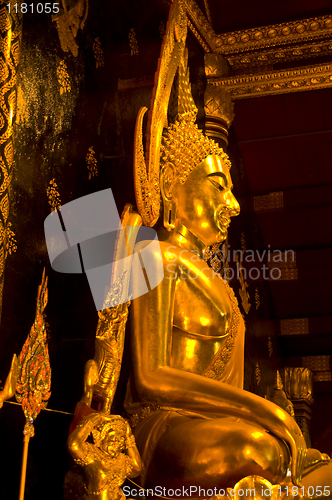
left=120, top=0, right=332, bottom=494
left=66, top=1, right=331, bottom=495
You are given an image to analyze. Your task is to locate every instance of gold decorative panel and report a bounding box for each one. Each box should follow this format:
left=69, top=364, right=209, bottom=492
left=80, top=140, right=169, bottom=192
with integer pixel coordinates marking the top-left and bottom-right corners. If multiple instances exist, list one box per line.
left=302, top=356, right=332, bottom=383
left=302, top=355, right=330, bottom=372
left=0, top=2, right=22, bottom=320
left=212, top=63, right=332, bottom=99
left=268, top=251, right=298, bottom=281
left=214, top=15, right=332, bottom=59
left=253, top=192, right=284, bottom=213
left=280, top=318, right=309, bottom=336
left=86, top=146, right=98, bottom=179
left=313, top=372, right=332, bottom=382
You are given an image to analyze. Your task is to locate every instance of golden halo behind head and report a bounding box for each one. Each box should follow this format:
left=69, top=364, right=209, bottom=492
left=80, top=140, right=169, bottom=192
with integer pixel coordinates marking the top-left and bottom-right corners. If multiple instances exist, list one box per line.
left=133, top=0, right=230, bottom=227
left=133, top=0, right=188, bottom=227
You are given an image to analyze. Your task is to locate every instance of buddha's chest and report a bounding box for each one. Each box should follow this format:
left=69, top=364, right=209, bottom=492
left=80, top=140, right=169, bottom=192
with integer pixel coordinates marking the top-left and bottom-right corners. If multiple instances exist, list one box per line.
left=170, top=261, right=233, bottom=375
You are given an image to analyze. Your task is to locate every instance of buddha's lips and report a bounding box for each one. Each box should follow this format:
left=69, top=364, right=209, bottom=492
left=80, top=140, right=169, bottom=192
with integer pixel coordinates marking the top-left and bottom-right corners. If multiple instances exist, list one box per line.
left=218, top=215, right=231, bottom=229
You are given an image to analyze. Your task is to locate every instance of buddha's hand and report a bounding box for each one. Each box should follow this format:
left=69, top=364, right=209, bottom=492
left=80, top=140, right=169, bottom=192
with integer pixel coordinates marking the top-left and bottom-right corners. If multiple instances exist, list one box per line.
left=278, top=407, right=307, bottom=486
left=255, top=396, right=306, bottom=485
left=0, top=354, right=18, bottom=408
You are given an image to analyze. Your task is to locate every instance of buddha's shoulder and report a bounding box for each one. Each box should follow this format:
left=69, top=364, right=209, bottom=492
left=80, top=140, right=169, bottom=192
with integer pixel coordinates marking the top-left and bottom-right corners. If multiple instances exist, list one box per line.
left=134, top=240, right=200, bottom=264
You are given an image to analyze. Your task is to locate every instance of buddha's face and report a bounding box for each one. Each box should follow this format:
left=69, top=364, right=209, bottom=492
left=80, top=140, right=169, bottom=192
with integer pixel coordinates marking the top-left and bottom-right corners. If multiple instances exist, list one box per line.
left=172, top=155, right=240, bottom=246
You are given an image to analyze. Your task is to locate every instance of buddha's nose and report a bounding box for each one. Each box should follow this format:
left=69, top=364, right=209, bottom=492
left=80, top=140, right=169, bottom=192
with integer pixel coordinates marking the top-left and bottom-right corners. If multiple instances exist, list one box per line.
left=225, top=191, right=240, bottom=217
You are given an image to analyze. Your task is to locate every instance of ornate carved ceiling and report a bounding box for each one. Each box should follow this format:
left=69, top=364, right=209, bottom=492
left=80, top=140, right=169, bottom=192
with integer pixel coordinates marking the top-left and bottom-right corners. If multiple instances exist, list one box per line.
left=186, top=0, right=332, bottom=98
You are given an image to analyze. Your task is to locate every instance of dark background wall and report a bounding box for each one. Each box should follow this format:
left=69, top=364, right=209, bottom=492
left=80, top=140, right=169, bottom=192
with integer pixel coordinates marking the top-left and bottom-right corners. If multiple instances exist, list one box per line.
left=0, top=0, right=331, bottom=497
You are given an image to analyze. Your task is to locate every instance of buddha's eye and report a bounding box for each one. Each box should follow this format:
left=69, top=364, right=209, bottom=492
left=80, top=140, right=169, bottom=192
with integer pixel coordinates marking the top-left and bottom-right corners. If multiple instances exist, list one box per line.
left=209, top=178, right=226, bottom=192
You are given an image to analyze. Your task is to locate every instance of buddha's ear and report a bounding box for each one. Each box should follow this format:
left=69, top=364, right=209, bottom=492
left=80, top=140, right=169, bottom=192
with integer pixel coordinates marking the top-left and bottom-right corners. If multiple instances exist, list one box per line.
left=160, top=164, right=175, bottom=202
left=160, top=164, right=177, bottom=231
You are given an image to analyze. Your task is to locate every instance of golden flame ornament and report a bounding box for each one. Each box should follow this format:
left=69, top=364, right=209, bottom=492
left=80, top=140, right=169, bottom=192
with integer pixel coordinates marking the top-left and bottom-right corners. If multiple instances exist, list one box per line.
left=15, top=268, right=51, bottom=500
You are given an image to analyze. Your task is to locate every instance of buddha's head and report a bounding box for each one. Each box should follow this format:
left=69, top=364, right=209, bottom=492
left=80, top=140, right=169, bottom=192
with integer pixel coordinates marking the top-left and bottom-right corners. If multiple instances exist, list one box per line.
left=160, top=118, right=239, bottom=247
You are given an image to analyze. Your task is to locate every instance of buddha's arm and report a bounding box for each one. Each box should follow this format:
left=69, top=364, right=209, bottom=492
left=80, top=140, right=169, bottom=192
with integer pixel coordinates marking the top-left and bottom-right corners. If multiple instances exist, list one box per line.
left=130, top=265, right=306, bottom=484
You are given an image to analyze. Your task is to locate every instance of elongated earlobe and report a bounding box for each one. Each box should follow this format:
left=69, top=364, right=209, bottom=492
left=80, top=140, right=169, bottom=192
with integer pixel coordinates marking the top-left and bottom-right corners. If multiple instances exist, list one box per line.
left=160, top=165, right=177, bottom=231
left=163, top=199, right=177, bottom=231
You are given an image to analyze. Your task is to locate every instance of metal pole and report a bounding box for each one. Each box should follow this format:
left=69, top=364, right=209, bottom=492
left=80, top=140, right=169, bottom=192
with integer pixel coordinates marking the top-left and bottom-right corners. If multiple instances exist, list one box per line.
left=18, top=435, right=30, bottom=500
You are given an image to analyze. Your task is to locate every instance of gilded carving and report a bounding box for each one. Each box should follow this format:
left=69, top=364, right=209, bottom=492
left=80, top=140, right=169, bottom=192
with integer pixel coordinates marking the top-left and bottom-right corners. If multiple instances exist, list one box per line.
left=187, top=18, right=210, bottom=53
left=53, top=0, right=88, bottom=57
left=255, top=362, right=261, bottom=386
left=267, top=335, right=272, bottom=357
left=68, top=413, right=140, bottom=500
left=128, top=28, right=139, bottom=56
left=67, top=208, right=142, bottom=497
left=93, top=300, right=130, bottom=413
left=205, top=53, right=227, bottom=78
left=57, top=61, right=71, bottom=95
left=0, top=1, right=22, bottom=321
left=215, top=63, right=332, bottom=99
left=271, top=371, right=295, bottom=417
left=202, top=0, right=212, bottom=27
left=214, top=15, right=332, bottom=56
left=16, top=269, right=51, bottom=438
left=226, top=40, right=332, bottom=70
left=255, top=288, right=260, bottom=310
left=185, top=1, right=332, bottom=80
left=86, top=146, right=98, bottom=179
left=47, top=179, right=62, bottom=212
left=92, top=37, right=105, bottom=68
left=5, top=221, right=17, bottom=256
left=284, top=367, right=313, bottom=403
left=186, top=0, right=215, bottom=52
left=204, top=85, right=234, bottom=144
